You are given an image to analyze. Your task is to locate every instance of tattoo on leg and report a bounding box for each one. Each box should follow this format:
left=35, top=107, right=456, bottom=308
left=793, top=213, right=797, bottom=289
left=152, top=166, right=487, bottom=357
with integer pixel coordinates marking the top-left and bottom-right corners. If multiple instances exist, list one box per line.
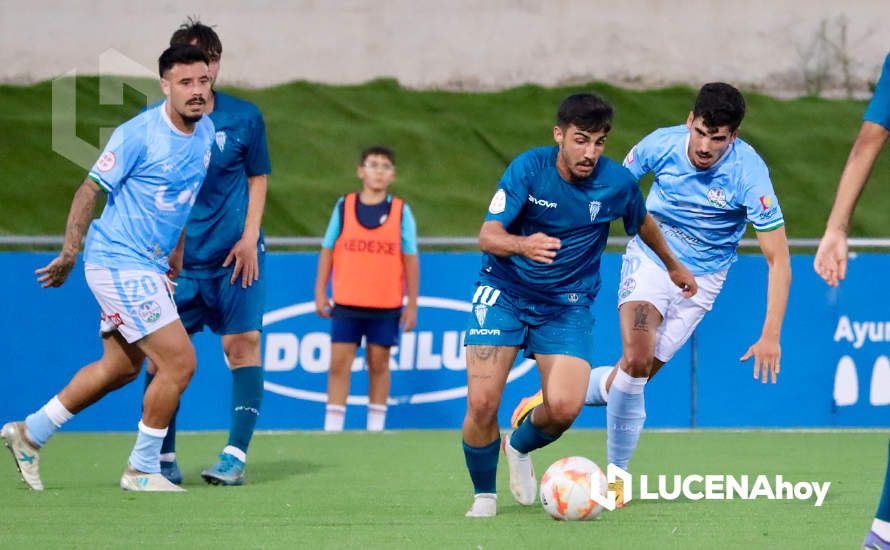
left=633, top=304, right=649, bottom=332
left=471, top=346, right=498, bottom=361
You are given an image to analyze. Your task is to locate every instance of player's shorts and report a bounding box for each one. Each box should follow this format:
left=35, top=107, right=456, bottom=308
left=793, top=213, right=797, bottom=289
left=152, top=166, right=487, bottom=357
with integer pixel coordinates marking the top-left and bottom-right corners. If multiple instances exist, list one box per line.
left=85, top=264, right=179, bottom=344
left=617, top=239, right=727, bottom=362
left=463, top=283, right=594, bottom=364
left=331, top=315, right=400, bottom=347
left=175, top=253, right=266, bottom=335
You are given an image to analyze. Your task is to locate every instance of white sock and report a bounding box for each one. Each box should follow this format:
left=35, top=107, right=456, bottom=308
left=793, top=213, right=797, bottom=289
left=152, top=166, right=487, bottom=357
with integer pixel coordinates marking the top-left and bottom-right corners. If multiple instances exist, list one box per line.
left=585, top=366, right=613, bottom=406
left=159, top=452, right=176, bottom=462
left=324, top=404, right=346, bottom=432
left=874, top=518, right=890, bottom=541
left=45, top=396, right=74, bottom=426
left=223, top=445, right=247, bottom=463
left=367, top=403, right=387, bottom=431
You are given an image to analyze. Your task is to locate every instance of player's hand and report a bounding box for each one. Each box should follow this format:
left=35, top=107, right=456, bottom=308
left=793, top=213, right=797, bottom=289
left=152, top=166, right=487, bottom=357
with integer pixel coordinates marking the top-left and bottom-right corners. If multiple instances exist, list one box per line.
left=167, top=248, right=183, bottom=281
left=400, top=303, right=418, bottom=332
left=740, top=335, right=781, bottom=384
left=668, top=265, right=697, bottom=298
left=813, top=228, right=848, bottom=288
left=223, top=237, right=260, bottom=288
left=519, top=232, right=561, bottom=264
left=35, top=251, right=76, bottom=288
left=315, top=294, right=333, bottom=318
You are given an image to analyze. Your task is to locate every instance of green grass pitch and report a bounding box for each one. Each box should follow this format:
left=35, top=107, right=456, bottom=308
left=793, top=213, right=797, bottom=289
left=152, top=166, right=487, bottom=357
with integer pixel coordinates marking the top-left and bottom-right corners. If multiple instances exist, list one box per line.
left=0, top=429, right=884, bottom=548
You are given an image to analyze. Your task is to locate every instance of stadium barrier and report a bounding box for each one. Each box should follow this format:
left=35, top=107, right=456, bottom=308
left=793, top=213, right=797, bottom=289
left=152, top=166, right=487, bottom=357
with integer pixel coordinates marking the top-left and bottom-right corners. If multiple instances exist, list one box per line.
left=1, top=251, right=887, bottom=430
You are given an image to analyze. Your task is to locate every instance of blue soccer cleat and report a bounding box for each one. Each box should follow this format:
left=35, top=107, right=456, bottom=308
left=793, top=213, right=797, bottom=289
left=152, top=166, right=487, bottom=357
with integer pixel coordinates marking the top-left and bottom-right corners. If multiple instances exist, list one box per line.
left=160, top=460, right=183, bottom=485
left=864, top=530, right=890, bottom=550
left=201, top=453, right=245, bottom=486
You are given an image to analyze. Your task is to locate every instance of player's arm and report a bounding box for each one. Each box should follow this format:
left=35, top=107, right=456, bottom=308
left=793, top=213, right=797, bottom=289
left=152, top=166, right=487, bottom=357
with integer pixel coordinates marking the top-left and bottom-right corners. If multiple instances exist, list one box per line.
left=636, top=214, right=697, bottom=297
left=314, top=247, right=334, bottom=318
left=814, top=121, right=889, bottom=287
left=35, top=178, right=102, bottom=288
left=401, top=253, right=419, bottom=332
left=740, top=226, right=790, bottom=384
left=224, top=173, right=268, bottom=288
left=478, top=221, right=561, bottom=264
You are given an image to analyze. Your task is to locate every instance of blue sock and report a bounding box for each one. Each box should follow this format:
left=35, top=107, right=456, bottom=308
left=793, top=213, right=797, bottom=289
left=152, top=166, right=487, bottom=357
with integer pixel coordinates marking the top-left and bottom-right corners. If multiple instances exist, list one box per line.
left=509, top=411, right=560, bottom=453
left=585, top=366, right=613, bottom=406
left=24, top=410, right=58, bottom=447
left=606, top=369, right=647, bottom=470
left=144, top=372, right=177, bottom=455
left=228, top=366, right=263, bottom=454
left=128, top=421, right=166, bottom=474
left=463, top=437, right=500, bottom=495
left=878, top=439, right=890, bottom=522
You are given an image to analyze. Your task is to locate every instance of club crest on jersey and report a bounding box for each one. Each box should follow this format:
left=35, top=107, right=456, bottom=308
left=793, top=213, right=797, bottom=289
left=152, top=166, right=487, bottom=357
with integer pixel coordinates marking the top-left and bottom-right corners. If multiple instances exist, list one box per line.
left=96, top=151, right=116, bottom=172
left=707, top=187, right=727, bottom=208
left=474, top=304, right=488, bottom=327
left=589, top=201, right=601, bottom=222
left=567, top=293, right=579, bottom=303
left=215, top=130, right=227, bottom=152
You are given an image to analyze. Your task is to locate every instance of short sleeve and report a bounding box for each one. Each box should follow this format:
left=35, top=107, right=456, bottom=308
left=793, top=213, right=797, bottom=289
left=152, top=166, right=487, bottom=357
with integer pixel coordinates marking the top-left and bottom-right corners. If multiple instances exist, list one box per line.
left=484, top=154, right=532, bottom=226
left=864, top=52, right=890, bottom=130
left=622, top=131, right=658, bottom=181
left=245, top=109, right=272, bottom=176
left=401, top=203, right=418, bottom=255
left=321, top=198, right=344, bottom=249
left=622, top=181, right=648, bottom=235
left=741, top=160, right=785, bottom=232
left=87, top=124, right=144, bottom=193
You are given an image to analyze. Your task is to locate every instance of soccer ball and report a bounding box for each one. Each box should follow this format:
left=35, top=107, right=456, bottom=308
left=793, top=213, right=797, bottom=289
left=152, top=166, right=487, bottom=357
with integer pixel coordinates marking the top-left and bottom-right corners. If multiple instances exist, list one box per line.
left=539, top=456, right=607, bottom=521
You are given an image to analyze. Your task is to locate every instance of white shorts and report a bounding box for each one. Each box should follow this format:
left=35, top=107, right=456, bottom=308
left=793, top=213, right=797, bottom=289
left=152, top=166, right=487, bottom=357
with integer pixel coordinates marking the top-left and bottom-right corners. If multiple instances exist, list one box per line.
left=85, top=264, right=179, bottom=344
left=617, top=240, right=727, bottom=362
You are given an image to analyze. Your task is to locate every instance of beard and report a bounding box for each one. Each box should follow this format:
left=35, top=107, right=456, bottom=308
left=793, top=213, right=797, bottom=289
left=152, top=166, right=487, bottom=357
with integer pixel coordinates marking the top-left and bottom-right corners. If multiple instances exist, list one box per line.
left=180, top=112, right=203, bottom=124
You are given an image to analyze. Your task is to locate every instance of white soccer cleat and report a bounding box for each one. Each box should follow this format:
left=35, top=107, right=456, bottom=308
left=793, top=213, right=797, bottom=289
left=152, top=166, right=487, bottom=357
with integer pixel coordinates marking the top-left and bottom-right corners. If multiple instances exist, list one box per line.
left=503, top=433, right=537, bottom=505
left=465, top=493, right=497, bottom=517
left=2, top=421, right=44, bottom=491
left=120, top=468, right=186, bottom=492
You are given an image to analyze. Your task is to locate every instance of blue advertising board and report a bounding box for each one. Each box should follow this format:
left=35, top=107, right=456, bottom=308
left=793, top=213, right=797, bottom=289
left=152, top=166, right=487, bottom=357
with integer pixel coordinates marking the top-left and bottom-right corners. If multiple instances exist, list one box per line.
left=0, top=251, right=887, bottom=431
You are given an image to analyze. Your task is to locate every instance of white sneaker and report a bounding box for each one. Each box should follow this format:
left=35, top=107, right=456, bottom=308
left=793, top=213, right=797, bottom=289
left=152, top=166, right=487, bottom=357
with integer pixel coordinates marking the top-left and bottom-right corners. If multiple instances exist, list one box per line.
left=465, top=493, right=497, bottom=517
left=120, top=468, right=186, bottom=492
left=1, top=421, right=43, bottom=491
left=503, top=432, right=536, bottom=505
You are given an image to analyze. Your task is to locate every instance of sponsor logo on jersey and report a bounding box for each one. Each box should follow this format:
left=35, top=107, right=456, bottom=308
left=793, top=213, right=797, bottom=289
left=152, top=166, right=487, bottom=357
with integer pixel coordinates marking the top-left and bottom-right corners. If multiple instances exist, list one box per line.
left=528, top=194, right=558, bottom=209
left=619, top=277, right=637, bottom=300
left=100, top=311, right=124, bottom=327
left=707, top=187, right=727, bottom=208
left=468, top=328, right=501, bottom=336
left=96, top=151, right=116, bottom=172
left=138, top=300, right=161, bottom=323
left=757, top=194, right=779, bottom=220
left=262, top=297, right=535, bottom=405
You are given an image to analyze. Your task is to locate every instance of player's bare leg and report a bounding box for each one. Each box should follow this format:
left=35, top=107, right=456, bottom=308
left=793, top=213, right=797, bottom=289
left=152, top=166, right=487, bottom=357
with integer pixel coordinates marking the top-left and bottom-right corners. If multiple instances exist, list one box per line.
left=365, top=344, right=391, bottom=431
left=463, top=344, right=516, bottom=517
left=3, top=331, right=144, bottom=490
left=324, top=342, right=357, bottom=431
left=200, top=330, right=263, bottom=486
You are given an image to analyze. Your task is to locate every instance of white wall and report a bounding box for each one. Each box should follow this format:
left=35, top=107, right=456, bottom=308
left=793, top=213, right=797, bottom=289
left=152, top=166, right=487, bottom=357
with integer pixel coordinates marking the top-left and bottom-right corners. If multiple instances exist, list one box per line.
left=2, top=0, right=888, bottom=95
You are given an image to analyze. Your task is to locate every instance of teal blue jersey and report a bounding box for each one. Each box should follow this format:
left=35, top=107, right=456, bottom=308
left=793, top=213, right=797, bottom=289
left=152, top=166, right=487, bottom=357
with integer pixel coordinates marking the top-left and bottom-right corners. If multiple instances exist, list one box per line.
left=480, top=146, right=646, bottom=305
left=864, top=52, right=890, bottom=130
left=624, top=125, right=784, bottom=275
left=84, top=103, right=214, bottom=272
left=181, top=92, right=271, bottom=277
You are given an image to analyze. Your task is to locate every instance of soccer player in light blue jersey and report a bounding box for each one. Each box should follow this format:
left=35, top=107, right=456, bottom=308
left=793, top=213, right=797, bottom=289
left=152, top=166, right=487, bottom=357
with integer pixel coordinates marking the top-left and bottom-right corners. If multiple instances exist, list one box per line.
left=512, top=83, right=792, bottom=507
left=461, top=93, right=697, bottom=517
left=1, top=45, right=214, bottom=492
left=142, top=19, right=272, bottom=487
left=813, top=52, right=890, bottom=550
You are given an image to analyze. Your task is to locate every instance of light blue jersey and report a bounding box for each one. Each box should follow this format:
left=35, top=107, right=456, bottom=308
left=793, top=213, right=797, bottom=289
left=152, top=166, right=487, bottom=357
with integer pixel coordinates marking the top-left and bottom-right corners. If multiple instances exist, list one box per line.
left=864, top=52, right=890, bottom=130
left=180, top=92, right=272, bottom=277
left=84, top=103, right=214, bottom=273
left=624, top=125, right=784, bottom=274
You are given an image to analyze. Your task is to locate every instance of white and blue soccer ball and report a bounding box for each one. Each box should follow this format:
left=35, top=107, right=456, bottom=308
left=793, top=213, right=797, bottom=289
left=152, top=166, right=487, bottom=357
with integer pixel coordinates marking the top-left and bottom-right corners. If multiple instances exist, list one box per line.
left=539, top=456, right=607, bottom=521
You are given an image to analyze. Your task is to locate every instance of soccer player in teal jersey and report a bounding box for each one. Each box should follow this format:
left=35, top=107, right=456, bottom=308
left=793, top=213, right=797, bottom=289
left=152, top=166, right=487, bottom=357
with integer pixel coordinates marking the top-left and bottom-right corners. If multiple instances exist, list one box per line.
left=512, top=83, right=791, bottom=507
left=814, top=52, right=890, bottom=550
left=461, top=93, right=697, bottom=517
left=1, top=45, right=213, bottom=492
left=143, top=19, right=272, bottom=487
